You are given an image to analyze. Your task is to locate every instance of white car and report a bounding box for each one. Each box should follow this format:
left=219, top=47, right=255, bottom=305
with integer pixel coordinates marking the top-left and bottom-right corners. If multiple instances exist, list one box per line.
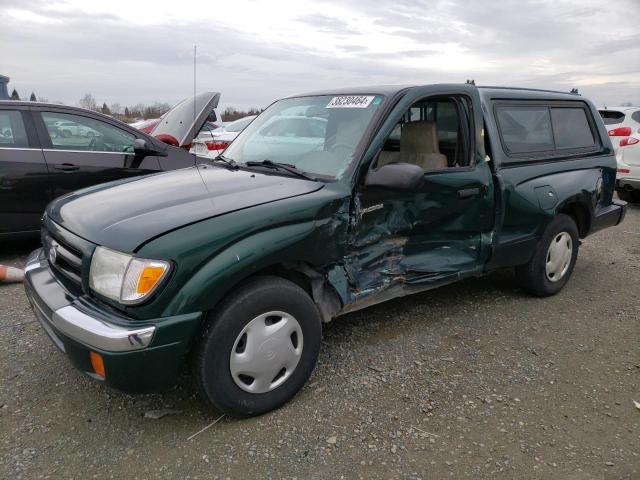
left=56, top=121, right=101, bottom=138
left=599, top=107, right=640, bottom=203
left=190, top=115, right=255, bottom=158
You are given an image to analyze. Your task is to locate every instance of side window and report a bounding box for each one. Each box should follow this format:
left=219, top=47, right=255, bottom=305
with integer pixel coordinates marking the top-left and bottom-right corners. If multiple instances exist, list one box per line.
left=41, top=112, right=135, bottom=153
left=496, top=102, right=600, bottom=159
left=496, top=106, right=554, bottom=153
left=0, top=110, right=29, bottom=148
left=378, top=96, right=472, bottom=171
left=550, top=108, right=595, bottom=149
left=631, top=110, right=640, bottom=124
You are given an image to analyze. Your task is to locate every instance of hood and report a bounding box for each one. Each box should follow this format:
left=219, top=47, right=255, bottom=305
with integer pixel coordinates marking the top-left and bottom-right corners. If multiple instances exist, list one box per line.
left=150, top=92, right=220, bottom=147
left=47, top=166, right=322, bottom=252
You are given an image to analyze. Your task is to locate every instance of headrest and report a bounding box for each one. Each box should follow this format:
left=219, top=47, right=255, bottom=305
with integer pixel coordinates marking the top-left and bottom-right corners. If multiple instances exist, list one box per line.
left=400, top=120, right=440, bottom=155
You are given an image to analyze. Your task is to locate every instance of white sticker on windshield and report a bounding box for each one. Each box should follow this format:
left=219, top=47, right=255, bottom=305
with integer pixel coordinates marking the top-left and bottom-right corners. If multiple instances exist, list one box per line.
left=326, top=95, right=375, bottom=109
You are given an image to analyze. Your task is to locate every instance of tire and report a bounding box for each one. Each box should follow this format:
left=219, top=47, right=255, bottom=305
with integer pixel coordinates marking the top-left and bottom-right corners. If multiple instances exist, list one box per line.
left=194, top=276, right=322, bottom=417
left=515, top=214, right=579, bottom=297
left=617, top=188, right=639, bottom=203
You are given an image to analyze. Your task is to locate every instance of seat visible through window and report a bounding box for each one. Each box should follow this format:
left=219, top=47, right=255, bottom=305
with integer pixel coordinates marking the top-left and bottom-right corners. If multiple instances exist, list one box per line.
left=377, top=96, right=472, bottom=171
left=378, top=120, right=448, bottom=170
left=398, top=120, right=448, bottom=170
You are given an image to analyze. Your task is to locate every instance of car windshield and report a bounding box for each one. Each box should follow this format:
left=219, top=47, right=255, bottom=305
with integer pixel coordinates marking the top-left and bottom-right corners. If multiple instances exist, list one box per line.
left=226, top=116, right=256, bottom=132
left=599, top=110, right=625, bottom=126
left=222, top=95, right=384, bottom=179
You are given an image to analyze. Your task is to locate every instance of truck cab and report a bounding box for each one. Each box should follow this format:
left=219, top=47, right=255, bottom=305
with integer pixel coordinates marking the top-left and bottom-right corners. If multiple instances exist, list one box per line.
left=24, top=84, right=625, bottom=417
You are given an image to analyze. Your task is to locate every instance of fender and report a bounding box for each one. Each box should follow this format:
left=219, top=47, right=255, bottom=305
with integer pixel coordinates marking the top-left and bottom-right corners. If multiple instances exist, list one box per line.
left=488, top=160, right=608, bottom=269
left=161, top=221, right=319, bottom=317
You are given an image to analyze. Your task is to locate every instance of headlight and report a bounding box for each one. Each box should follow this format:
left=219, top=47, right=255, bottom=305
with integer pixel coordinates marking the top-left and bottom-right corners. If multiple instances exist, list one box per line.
left=89, top=247, right=170, bottom=304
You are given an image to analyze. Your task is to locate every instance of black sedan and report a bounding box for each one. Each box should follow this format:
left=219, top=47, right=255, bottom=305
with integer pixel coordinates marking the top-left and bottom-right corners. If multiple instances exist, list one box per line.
left=0, top=92, right=220, bottom=237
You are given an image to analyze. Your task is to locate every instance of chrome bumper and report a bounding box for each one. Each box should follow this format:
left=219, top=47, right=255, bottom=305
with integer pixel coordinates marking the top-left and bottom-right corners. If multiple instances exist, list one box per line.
left=25, top=249, right=155, bottom=352
left=51, top=306, right=155, bottom=352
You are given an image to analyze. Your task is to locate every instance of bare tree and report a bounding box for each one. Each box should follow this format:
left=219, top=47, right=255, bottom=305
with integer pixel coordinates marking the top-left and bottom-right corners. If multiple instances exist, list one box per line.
left=78, top=93, right=98, bottom=111
left=222, top=106, right=263, bottom=121
left=110, top=103, right=123, bottom=115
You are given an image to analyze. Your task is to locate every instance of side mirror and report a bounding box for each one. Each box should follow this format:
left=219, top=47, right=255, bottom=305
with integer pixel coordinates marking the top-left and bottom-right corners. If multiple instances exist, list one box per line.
left=365, top=162, right=424, bottom=190
left=134, top=138, right=166, bottom=157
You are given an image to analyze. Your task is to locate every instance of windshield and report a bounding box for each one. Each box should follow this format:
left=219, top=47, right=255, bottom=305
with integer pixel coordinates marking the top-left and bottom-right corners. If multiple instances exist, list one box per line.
left=226, top=115, right=256, bottom=132
left=598, top=110, right=625, bottom=126
left=222, top=95, right=384, bottom=179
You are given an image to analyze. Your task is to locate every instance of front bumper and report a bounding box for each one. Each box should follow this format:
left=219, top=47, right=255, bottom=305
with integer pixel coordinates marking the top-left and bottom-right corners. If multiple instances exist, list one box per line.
left=24, top=248, right=203, bottom=393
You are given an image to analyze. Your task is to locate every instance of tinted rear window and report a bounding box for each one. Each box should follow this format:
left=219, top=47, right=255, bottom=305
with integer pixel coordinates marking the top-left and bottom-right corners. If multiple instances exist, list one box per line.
left=496, top=106, right=554, bottom=153
left=599, top=110, right=625, bottom=125
left=0, top=110, right=29, bottom=148
left=551, top=107, right=594, bottom=149
left=496, top=102, right=599, bottom=159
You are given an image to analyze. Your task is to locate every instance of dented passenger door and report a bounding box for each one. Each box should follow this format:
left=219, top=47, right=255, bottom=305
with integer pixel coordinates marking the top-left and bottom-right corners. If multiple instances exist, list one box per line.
left=345, top=85, right=495, bottom=300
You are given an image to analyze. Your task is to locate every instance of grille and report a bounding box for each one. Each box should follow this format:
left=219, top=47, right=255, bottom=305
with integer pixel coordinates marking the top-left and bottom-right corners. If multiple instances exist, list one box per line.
left=43, top=230, right=83, bottom=287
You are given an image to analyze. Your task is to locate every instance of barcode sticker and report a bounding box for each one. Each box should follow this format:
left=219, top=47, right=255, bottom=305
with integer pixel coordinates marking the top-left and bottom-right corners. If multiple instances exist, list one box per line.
left=326, top=95, right=375, bottom=109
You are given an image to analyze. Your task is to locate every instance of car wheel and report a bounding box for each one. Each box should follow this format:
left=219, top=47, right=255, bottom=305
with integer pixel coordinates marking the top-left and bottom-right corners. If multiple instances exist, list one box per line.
left=61, top=130, right=71, bottom=138
left=195, top=276, right=322, bottom=417
left=617, top=188, right=639, bottom=203
left=515, top=214, right=579, bottom=297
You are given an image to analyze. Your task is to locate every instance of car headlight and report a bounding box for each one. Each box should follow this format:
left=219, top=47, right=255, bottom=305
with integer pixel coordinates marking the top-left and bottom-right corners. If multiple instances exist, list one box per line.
left=89, top=246, right=170, bottom=304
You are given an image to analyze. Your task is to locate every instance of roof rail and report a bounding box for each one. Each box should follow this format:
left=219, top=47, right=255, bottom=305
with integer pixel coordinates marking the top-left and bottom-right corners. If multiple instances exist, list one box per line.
left=477, top=85, right=581, bottom=96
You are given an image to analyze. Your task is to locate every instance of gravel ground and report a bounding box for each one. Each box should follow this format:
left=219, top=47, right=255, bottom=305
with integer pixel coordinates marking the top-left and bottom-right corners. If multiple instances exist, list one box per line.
left=1, top=205, right=639, bottom=479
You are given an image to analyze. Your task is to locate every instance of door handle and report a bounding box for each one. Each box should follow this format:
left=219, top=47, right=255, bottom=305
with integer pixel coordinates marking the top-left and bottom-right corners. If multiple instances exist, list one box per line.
left=457, top=187, right=480, bottom=199
left=53, top=163, right=79, bottom=172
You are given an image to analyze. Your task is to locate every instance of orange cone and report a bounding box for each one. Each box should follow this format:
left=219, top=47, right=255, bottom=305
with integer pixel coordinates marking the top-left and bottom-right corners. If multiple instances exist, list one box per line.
left=0, top=265, right=24, bottom=284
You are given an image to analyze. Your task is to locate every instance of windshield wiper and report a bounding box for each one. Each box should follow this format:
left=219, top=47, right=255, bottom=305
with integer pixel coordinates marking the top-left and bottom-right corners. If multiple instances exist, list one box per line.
left=212, top=154, right=238, bottom=170
left=244, top=160, right=317, bottom=181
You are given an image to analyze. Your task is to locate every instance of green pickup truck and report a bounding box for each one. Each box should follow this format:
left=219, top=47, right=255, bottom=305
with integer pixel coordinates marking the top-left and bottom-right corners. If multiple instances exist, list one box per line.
left=24, top=84, right=626, bottom=416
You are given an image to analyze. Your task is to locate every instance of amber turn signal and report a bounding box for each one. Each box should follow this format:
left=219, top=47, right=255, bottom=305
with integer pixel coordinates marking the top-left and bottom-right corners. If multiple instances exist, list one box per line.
left=136, top=265, right=167, bottom=294
left=90, top=351, right=106, bottom=379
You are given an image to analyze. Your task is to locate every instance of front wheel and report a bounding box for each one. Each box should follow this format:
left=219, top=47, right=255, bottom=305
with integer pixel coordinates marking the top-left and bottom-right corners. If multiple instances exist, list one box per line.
left=194, top=276, right=322, bottom=417
left=515, top=214, right=579, bottom=297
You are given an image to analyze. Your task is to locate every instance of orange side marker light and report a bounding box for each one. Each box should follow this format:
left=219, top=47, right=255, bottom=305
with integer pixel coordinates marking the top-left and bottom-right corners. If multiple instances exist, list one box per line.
left=90, top=351, right=106, bottom=379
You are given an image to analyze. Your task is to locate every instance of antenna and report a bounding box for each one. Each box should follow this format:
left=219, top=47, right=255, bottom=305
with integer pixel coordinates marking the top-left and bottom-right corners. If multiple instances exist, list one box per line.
left=192, top=45, right=197, bottom=160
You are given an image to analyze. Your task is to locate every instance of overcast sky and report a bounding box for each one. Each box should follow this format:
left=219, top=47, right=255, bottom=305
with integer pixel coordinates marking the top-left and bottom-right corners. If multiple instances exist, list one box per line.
left=2, top=0, right=639, bottom=110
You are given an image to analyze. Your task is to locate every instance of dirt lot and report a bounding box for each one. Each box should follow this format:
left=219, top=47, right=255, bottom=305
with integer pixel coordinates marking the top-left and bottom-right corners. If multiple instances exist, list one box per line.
left=1, top=205, right=639, bottom=479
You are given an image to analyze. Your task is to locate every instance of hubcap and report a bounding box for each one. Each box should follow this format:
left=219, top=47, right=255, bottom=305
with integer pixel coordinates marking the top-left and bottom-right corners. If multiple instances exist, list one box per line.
left=545, top=232, right=573, bottom=282
left=229, top=311, right=303, bottom=394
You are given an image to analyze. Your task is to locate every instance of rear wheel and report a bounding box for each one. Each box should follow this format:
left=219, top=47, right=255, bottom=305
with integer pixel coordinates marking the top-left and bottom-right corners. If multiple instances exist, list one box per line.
left=194, top=276, right=322, bottom=417
left=515, top=214, right=579, bottom=297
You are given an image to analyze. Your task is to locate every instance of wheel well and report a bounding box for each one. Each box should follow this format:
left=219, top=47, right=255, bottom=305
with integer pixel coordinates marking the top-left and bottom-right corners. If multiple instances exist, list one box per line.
left=558, top=202, right=590, bottom=238
left=246, top=262, right=343, bottom=323
left=256, top=264, right=314, bottom=297
left=187, top=262, right=341, bottom=361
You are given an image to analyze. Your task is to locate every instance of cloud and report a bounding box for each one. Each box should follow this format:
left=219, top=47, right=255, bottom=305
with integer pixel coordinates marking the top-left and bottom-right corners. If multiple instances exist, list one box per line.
left=1, top=0, right=639, bottom=109
left=296, top=13, right=358, bottom=35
